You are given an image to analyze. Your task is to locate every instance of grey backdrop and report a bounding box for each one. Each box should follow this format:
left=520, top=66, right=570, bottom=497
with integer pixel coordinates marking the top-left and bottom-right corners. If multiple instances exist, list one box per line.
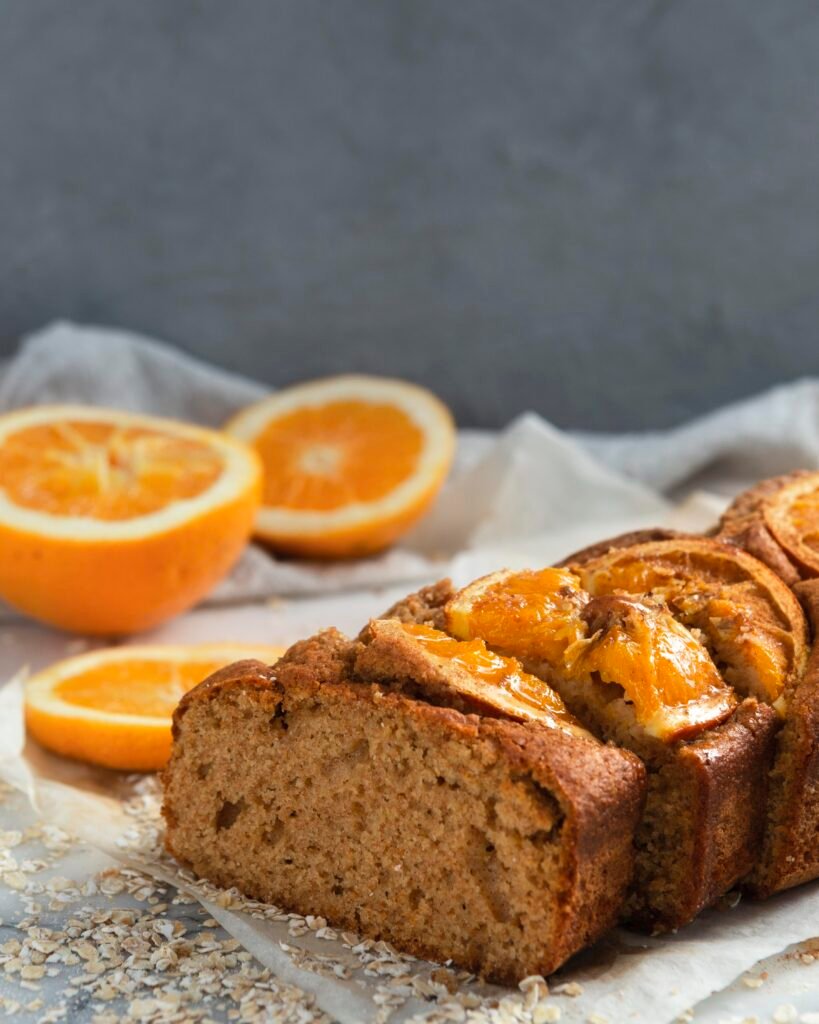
left=2, top=1, right=819, bottom=430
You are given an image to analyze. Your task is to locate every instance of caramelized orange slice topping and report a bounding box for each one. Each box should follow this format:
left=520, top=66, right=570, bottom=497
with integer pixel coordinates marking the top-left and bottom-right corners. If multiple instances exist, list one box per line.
left=446, top=566, right=736, bottom=741
left=765, top=474, right=819, bottom=575
left=566, top=595, right=735, bottom=740
left=446, top=567, right=589, bottom=667
left=397, top=621, right=579, bottom=731
left=571, top=538, right=809, bottom=707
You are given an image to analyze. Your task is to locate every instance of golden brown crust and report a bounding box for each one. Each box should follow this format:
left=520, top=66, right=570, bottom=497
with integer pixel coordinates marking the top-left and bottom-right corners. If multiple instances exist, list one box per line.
left=557, top=528, right=690, bottom=567
left=171, top=658, right=278, bottom=740
left=368, top=578, right=456, bottom=635
left=656, top=700, right=778, bottom=929
left=164, top=636, right=645, bottom=982
left=746, top=577, right=819, bottom=896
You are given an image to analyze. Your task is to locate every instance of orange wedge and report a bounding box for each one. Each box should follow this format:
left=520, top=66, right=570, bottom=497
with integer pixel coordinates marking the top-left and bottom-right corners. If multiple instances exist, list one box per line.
left=0, top=406, right=262, bottom=634
left=225, top=375, right=455, bottom=558
left=24, top=643, right=286, bottom=771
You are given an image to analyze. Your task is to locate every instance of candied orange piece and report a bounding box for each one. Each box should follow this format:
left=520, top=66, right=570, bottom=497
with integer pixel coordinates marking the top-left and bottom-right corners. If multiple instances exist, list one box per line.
left=446, top=567, right=589, bottom=667
left=446, top=566, right=736, bottom=741
left=565, top=595, right=735, bottom=740
left=397, top=621, right=577, bottom=729
left=572, top=538, right=808, bottom=706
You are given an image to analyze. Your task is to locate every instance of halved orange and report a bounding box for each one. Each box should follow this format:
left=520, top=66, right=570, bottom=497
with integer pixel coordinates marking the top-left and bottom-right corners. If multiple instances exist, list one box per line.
left=24, top=643, right=286, bottom=771
left=225, top=375, right=455, bottom=558
left=0, top=406, right=262, bottom=634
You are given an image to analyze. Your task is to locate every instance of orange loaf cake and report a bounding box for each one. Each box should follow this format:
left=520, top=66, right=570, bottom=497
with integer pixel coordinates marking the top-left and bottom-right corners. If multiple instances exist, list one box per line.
left=164, top=627, right=645, bottom=982
left=162, top=473, right=819, bottom=973
left=388, top=538, right=807, bottom=931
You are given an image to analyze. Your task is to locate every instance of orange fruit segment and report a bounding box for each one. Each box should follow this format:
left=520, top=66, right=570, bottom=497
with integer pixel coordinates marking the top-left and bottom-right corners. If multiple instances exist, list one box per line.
left=396, top=621, right=581, bottom=731
left=446, top=567, right=736, bottom=741
left=225, top=375, right=455, bottom=558
left=0, top=406, right=262, bottom=635
left=24, top=643, right=286, bottom=772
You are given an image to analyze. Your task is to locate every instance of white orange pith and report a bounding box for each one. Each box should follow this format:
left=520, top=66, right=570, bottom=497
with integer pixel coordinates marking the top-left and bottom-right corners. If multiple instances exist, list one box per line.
left=225, top=376, right=455, bottom=558
left=25, top=643, right=286, bottom=772
left=446, top=567, right=736, bottom=741
left=0, top=406, right=262, bottom=634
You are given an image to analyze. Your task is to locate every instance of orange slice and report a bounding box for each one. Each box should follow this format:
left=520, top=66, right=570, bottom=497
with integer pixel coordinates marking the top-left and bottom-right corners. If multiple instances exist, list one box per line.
left=395, top=621, right=581, bottom=731
left=446, top=567, right=736, bottom=741
left=24, top=643, right=286, bottom=771
left=0, top=406, right=261, bottom=634
left=764, top=474, right=819, bottom=577
left=446, top=567, right=590, bottom=666
left=571, top=538, right=809, bottom=708
left=225, top=375, right=455, bottom=558
left=564, top=594, right=735, bottom=740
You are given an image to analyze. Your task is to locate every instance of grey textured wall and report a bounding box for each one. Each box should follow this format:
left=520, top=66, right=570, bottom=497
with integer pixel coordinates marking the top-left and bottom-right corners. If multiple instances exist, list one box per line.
left=3, top=1, right=819, bottom=430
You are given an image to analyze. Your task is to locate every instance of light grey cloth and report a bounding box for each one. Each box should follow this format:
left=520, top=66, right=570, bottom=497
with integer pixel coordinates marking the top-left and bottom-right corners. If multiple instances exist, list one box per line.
left=578, top=378, right=819, bottom=497
left=5, top=322, right=819, bottom=497
left=0, top=321, right=266, bottom=426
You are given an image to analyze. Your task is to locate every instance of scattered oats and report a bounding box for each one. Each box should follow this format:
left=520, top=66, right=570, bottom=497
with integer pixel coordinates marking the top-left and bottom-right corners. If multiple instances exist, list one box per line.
left=742, top=976, right=764, bottom=988
left=97, top=875, right=125, bottom=896
left=587, top=1014, right=608, bottom=1024
left=533, top=1004, right=562, bottom=1023
left=553, top=981, right=584, bottom=997
left=676, top=1011, right=694, bottom=1023
left=3, top=870, right=28, bottom=890
left=800, top=953, right=815, bottom=965
left=20, top=963, right=45, bottom=980
left=520, top=974, right=549, bottom=993
left=773, top=1007, right=798, bottom=1024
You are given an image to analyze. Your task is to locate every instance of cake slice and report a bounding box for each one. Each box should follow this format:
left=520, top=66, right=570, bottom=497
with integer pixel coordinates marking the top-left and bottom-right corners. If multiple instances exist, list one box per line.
left=163, top=626, right=645, bottom=983
left=390, top=541, right=801, bottom=932
left=715, top=474, right=819, bottom=895
left=565, top=532, right=814, bottom=900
